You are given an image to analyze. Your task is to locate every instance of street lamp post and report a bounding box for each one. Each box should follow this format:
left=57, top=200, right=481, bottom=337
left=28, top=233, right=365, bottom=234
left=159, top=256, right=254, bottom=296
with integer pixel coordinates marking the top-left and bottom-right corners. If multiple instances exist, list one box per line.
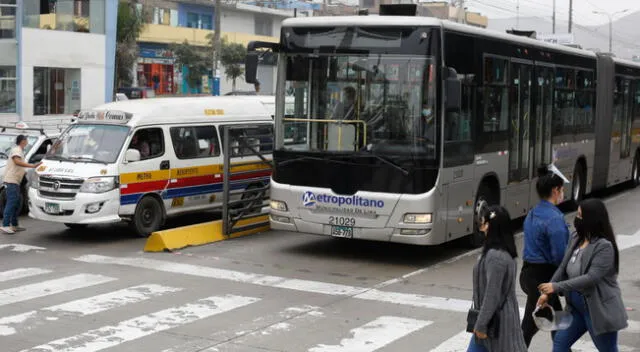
left=593, top=9, right=629, bottom=53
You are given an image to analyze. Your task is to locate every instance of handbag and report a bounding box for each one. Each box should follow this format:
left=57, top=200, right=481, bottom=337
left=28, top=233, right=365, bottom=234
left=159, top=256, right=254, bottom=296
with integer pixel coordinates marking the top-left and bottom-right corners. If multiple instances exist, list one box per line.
left=466, top=256, right=513, bottom=338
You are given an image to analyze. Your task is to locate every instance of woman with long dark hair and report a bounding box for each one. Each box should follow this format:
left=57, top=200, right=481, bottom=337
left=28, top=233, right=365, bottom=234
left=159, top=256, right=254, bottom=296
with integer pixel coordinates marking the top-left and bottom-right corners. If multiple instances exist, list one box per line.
left=538, top=198, right=628, bottom=351
left=467, top=205, right=527, bottom=352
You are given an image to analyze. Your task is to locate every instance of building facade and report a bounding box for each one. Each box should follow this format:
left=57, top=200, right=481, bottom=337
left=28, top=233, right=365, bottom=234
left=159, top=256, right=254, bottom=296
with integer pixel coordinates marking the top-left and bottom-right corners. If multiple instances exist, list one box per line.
left=135, top=0, right=299, bottom=96
left=0, top=0, right=117, bottom=124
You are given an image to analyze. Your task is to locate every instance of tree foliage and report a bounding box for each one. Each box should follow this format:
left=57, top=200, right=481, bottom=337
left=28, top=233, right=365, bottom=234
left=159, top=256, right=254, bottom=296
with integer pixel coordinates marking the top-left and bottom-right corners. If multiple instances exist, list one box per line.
left=220, top=42, right=247, bottom=91
left=171, top=40, right=210, bottom=90
left=115, top=0, right=148, bottom=90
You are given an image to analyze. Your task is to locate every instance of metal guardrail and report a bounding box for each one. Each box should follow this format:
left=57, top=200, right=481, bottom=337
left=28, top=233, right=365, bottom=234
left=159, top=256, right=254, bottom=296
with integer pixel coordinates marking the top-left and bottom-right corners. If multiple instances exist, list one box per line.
left=221, top=124, right=273, bottom=236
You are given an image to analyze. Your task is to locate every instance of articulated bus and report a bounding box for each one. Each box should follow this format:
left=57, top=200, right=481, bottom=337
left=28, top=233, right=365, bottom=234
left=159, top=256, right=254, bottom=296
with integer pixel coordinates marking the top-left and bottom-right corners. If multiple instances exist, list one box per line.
left=245, top=5, right=640, bottom=246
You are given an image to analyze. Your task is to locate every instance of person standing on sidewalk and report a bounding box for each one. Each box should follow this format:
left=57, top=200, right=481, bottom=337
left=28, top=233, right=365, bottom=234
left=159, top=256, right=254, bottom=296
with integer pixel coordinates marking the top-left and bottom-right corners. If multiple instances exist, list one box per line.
left=538, top=198, right=628, bottom=351
left=520, top=165, right=571, bottom=346
left=1, top=135, right=41, bottom=234
left=467, top=205, right=527, bottom=352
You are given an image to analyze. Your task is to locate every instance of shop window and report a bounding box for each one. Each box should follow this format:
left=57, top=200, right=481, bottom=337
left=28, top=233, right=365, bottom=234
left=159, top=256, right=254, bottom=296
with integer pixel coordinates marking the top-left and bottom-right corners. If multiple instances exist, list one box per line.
left=200, top=14, right=212, bottom=30
left=0, top=66, right=16, bottom=113
left=153, top=7, right=171, bottom=25
left=33, top=67, right=82, bottom=116
left=0, top=0, right=16, bottom=39
left=170, top=126, right=220, bottom=159
left=255, top=15, right=272, bottom=36
left=186, top=12, right=199, bottom=28
left=129, top=128, right=164, bottom=160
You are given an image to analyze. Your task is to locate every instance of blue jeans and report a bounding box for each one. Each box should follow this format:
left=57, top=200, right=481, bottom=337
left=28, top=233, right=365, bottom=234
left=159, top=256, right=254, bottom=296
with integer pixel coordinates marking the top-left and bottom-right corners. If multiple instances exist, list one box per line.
left=553, top=291, right=619, bottom=352
left=3, top=183, right=20, bottom=227
left=467, top=335, right=489, bottom=352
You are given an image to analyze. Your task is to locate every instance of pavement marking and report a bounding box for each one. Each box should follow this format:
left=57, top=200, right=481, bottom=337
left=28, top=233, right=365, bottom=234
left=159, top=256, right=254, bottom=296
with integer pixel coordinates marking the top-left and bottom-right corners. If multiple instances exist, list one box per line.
left=0, top=284, right=182, bottom=336
left=0, top=244, right=46, bottom=253
left=0, top=268, right=51, bottom=283
left=429, top=330, right=470, bottom=352
left=20, top=294, right=260, bottom=352
left=618, top=229, right=640, bottom=251
left=0, top=274, right=115, bottom=307
left=355, top=289, right=470, bottom=313
left=571, top=340, right=635, bottom=352
left=308, top=316, right=432, bottom=352
left=625, top=320, right=640, bottom=333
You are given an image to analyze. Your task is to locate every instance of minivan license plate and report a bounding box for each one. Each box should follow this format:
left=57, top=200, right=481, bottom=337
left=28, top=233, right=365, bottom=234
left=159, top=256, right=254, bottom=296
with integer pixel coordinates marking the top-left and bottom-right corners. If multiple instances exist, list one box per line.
left=331, top=226, right=353, bottom=238
left=44, top=203, right=60, bottom=214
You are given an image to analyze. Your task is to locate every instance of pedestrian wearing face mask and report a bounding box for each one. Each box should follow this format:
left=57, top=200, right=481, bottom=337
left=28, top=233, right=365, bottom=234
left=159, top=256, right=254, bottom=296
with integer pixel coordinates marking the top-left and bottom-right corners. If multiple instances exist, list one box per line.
left=519, top=165, right=571, bottom=347
left=538, top=198, right=627, bottom=351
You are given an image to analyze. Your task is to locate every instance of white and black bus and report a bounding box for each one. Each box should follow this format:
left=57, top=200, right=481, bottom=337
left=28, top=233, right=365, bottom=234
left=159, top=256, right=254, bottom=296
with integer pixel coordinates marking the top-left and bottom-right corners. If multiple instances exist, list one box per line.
left=245, top=5, right=640, bottom=246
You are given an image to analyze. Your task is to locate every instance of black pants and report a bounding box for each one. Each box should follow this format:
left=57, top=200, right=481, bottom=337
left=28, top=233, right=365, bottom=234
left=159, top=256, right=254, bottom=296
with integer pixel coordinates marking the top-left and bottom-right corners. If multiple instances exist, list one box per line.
left=520, top=262, right=564, bottom=347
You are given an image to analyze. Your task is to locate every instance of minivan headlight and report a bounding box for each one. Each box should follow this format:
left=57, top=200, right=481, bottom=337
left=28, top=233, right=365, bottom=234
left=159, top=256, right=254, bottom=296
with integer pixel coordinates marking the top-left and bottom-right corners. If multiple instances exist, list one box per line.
left=79, top=177, right=117, bottom=193
left=30, top=173, right=39, bottom=189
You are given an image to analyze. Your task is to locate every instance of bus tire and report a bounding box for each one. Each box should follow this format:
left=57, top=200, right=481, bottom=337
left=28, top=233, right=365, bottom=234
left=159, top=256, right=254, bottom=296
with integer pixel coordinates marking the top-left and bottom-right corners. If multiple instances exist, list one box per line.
left=130, top=196, right=164, bottom=237
left=571, top=163, right=586, bottom=206
left=468, top=183, right=498, bottom=248
left=64, top=223, right=88, bottom=230
left=632, top=152, right=640, bottom=188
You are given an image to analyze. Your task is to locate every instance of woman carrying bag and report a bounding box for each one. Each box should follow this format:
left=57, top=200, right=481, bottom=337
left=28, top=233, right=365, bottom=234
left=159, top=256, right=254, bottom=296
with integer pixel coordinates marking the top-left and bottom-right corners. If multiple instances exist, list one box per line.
left=467, top=205, right=527, bottom=352
left=538, top=198, right=628, bottom=352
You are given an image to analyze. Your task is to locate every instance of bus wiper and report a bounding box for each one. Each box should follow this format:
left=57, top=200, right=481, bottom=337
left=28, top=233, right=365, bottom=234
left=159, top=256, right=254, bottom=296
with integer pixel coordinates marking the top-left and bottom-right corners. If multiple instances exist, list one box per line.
left=277, top=156, right=329, bottom=167
left=361, top=151, right=409, bottom=176
left=68, top=156, right=106, bottom=164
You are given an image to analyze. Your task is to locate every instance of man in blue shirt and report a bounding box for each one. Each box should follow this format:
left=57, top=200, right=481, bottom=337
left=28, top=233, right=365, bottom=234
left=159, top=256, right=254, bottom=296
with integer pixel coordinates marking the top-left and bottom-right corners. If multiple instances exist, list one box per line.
left=520, top=165, right=571, bottom=347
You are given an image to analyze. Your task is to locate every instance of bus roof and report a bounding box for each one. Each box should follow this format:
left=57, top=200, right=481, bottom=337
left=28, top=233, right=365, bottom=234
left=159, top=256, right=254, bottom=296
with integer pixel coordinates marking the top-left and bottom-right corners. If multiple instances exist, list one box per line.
left=281, top=15, right=598, bottom=59
left=86, top=96, right=273, bottom=127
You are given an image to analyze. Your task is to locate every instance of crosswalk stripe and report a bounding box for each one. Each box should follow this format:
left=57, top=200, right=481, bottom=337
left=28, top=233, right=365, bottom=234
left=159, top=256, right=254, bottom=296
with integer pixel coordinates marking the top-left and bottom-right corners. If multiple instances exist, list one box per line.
left=0, top=268, right=51, bottom=283
left=0, top=274, right=115, bottom=307
left=20, top=294, right=260, bottom=352
left=0, top=284, right=182, bottom=336
left=355, top=289, right=470, bottom=313
left=429, top=330, right=469, bottom=352
left=309, top=316, right=432, bottom=352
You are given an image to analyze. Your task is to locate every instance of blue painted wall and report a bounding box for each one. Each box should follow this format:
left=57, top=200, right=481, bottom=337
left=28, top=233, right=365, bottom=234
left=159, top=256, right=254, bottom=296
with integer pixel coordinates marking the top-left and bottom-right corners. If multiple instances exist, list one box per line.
left=105, top=0, right=118, bottom=103
left=177, top=3, right=215, bottom=29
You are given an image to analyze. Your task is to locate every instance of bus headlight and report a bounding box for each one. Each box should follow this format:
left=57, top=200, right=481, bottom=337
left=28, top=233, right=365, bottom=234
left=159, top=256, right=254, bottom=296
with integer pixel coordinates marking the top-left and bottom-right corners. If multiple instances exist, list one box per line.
left=79, top=177, right=117, bottom=193
left=270, top=200, right=288, bottom=212
left=404, top=213, right=432, bottom=224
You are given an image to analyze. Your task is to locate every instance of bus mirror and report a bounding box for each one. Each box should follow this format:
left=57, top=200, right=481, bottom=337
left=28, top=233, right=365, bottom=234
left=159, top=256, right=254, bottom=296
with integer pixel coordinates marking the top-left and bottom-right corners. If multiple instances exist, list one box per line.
left=245, top=52, right=259, bottom=84
left=445, top=67, right=461, bottom=113
left=125, top=149, right=141, bottom=163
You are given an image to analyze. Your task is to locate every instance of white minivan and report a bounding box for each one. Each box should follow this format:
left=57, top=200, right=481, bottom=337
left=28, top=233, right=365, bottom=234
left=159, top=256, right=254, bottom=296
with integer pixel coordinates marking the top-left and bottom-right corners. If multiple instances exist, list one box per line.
left=28, top=96, right=273, bottom=236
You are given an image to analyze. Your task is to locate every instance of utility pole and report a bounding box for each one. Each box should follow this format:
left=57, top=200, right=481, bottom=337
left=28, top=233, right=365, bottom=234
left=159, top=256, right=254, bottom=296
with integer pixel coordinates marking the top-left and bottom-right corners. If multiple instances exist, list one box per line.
left=516, top=0, right=520, bottom=29
left=213, top=0, right=221, bottom=95
left=552, top=0, right=556, bottom=34
left=457, top=0, right=465, bottom=24
left=594, top=9, right=629, bottom=53
left=568, top=0, right=573, bottom=33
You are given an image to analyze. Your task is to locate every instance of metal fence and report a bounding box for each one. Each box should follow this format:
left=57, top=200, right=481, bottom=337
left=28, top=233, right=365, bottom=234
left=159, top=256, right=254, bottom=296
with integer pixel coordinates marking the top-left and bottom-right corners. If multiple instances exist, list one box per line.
left=221, top=123, right=273, bottom=236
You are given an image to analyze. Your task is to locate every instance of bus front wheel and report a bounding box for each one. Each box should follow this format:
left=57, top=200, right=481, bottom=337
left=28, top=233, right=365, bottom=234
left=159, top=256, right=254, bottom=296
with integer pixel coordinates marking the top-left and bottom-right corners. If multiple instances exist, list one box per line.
left=468, top=183, right=498, bottom=248
left=131, top=196, right=164, bottom=237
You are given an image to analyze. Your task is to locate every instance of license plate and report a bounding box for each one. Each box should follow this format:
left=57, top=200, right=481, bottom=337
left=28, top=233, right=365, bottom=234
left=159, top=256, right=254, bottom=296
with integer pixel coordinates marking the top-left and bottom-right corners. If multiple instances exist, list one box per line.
left=331, top=226, right=353, bottom=238
left=44, top=202, right=60, bottom=214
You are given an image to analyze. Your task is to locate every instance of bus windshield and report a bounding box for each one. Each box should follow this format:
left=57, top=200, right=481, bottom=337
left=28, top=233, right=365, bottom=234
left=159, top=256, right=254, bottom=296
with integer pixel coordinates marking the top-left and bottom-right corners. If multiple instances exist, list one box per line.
left=47, top=124, right=130, bottom=164
left=278, top=26, right=439, bottom=159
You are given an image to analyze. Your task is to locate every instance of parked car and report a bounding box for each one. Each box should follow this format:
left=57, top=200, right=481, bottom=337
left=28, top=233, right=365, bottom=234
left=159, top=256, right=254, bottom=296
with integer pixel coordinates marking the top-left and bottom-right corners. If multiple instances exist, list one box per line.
left=117, top=87, right=156, bottom=100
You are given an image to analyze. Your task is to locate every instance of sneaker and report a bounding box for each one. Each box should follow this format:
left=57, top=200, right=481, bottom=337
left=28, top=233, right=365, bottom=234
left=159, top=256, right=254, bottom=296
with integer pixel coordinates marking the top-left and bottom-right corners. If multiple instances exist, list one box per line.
left=0, top=227, right=15, bottom=234
left=11, top=226, right=25, bottom=232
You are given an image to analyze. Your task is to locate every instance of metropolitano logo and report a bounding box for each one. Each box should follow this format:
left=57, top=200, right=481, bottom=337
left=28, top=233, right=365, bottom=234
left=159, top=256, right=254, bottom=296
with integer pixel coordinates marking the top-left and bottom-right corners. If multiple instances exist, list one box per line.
left=302, top=191, right=317, bottom=207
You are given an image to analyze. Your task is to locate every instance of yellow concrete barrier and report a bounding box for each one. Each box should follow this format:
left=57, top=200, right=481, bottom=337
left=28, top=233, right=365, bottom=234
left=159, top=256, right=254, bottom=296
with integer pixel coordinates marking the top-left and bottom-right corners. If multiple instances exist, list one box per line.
left=144, top=215, right=270, bottom=252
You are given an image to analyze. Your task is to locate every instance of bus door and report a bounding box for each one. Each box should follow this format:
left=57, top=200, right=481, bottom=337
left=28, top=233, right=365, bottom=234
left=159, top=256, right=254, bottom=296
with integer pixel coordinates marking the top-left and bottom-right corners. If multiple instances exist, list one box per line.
left=529, top=65, right=554, bottom=206
left=505, top=60, right=533, bottom=217
left=619, top=79, right=634, bottom=180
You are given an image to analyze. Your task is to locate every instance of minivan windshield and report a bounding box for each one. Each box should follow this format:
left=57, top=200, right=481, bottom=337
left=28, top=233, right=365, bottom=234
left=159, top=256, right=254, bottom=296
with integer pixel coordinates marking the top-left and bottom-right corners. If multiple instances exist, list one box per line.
left=47, top=124, right=130, bottom=163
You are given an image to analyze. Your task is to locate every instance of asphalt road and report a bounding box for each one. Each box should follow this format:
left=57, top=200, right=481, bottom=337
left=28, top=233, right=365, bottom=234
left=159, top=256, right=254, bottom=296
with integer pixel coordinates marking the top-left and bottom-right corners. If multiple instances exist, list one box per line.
left=1, top=184, right=639, bottom=352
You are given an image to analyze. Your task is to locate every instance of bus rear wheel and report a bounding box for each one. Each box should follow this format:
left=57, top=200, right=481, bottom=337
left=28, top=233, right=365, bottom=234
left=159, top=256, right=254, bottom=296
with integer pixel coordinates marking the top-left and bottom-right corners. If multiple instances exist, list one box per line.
left=130, top=196, right=164, bottom=237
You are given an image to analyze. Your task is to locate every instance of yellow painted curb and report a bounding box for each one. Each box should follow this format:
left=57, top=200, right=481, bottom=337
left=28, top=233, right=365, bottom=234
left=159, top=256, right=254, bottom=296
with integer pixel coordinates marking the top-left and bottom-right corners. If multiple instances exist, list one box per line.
left=144, top=214, right=270, bottom=252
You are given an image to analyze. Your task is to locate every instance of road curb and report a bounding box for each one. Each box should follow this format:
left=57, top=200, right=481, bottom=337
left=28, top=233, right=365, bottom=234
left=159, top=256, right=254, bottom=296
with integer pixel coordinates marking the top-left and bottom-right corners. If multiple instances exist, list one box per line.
left=144, top=215, right=270, bottom=252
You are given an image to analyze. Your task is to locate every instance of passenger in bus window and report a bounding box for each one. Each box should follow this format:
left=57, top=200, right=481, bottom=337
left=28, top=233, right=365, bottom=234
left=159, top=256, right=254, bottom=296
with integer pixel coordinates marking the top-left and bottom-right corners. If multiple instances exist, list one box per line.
left=467, top=205, right=527, bottom=352
left=519, top=165, right=571, bottom=347
left=331, top=86, right=357, bottom=120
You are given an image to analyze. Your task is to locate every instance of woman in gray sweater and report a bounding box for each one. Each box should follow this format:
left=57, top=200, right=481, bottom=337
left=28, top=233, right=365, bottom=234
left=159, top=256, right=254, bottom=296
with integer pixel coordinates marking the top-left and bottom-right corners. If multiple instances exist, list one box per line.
left=467, top=205, right=527, bottom=352
left=538, top=198, right=628, bottom=351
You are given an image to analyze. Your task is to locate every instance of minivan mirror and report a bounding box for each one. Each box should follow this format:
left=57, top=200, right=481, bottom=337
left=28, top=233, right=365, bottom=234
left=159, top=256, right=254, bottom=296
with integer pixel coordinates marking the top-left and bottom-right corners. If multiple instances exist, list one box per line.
left=30, top=154, right=44, bottom=164
left=445, top=67, right=461, bottom=113
left=125, top=149, right=141, bottom=163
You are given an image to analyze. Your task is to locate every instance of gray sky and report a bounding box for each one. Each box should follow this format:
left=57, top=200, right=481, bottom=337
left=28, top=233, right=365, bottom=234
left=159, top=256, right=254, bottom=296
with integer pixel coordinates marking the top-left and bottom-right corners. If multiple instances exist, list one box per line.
left=465, top=0, right=640, bottom=25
